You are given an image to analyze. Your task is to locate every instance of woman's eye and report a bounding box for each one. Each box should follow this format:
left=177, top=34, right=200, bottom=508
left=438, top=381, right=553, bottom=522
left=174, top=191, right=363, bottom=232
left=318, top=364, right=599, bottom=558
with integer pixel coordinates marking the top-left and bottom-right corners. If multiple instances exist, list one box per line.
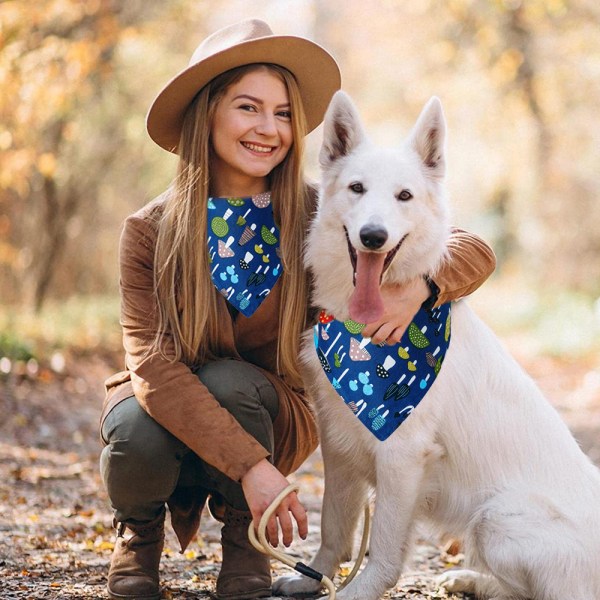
left=239, top=104, right=257, bottom=112
left=277, top=110, right=292, bottom=120
left=349, top=182, right=364, bottom=194
left=397, top=189, right=413, bottom=201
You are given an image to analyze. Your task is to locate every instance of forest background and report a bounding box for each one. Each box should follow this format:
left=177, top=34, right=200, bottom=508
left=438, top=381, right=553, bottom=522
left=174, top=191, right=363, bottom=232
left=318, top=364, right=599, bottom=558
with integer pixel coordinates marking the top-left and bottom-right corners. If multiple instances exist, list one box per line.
left=1, top=1, right=600, bottom=598
left=2, top=0, right=600, bottom=356
left=2, top=0, right=600, bottom=365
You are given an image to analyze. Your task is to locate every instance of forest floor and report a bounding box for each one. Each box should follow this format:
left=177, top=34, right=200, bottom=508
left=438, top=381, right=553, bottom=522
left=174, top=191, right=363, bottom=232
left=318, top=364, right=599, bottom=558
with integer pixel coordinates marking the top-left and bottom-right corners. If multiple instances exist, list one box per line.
left=1, top=343, right=599, bottom=600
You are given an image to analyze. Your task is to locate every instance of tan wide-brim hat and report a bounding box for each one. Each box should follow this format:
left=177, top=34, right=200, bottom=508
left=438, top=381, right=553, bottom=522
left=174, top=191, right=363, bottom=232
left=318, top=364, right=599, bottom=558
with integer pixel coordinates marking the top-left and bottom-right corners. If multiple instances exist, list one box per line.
left=146, top=19, right=341, bottom=153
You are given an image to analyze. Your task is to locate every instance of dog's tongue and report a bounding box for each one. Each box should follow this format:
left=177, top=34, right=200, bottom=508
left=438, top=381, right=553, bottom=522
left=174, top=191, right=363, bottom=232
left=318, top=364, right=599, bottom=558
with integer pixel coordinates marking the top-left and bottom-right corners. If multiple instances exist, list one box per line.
left=349, top=251, right=386, bottom=324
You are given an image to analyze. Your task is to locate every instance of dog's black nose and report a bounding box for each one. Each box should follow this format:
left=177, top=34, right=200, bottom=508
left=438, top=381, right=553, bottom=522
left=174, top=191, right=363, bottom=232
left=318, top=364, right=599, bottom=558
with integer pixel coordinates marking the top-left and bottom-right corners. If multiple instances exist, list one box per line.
left=360, top=225, right=388, bottom=249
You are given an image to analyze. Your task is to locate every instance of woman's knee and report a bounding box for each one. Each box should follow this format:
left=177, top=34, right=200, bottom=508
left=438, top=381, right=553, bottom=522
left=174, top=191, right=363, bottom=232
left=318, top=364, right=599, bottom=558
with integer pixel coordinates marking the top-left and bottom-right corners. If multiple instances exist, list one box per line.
left=100, top=397, right=187, bottom=511
left=195, top=359, right=279, bottom=422
left=102, top=396, right=187, bottom=462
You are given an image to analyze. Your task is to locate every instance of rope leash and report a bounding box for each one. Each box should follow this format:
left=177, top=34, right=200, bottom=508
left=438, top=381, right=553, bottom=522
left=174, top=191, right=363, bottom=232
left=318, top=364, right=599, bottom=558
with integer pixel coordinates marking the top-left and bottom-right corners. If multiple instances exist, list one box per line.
left=247, top=484, right=370, bottom=600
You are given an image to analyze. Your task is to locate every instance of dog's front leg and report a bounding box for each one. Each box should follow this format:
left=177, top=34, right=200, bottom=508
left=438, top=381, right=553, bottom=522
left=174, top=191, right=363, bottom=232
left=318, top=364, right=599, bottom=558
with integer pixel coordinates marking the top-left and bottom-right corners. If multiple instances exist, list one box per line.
left=336, top=442, right=427, bottom=600
left=273, top=440, right=370, bottom=597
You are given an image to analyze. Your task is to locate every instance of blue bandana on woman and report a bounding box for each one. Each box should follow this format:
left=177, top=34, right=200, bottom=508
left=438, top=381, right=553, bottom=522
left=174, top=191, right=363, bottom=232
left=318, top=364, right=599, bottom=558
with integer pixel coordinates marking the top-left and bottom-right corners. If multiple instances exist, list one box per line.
left=207, top=192, right=282, bottom=317
left=314, top=303, right=451, bottom=441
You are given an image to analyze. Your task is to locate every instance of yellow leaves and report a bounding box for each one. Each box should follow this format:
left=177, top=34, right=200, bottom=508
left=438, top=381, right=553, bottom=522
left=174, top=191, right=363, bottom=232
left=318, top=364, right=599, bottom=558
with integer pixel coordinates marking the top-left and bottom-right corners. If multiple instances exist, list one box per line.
left=1, top=148, right=34, bottom=196
left=432, top=40, right=457, bottom=65
left=476, top=24, right=500, bottom=50
left=493, top=48, right=524, bottom=85
left=37, top=153, right=57, bottom=177
left=0, top=241, right=19, bottom=267
left=85, top=536, right=114, bottom=552
left=0, top=0, right=122, bottom=183
left=0, top=1, right=27, bottom=32
left=93, top=522, right=106, bottom=534
left=66, top=40, right=100, bottom=80
left=447, top=0, right=472, bottom=15
left=97, top=540, right=115, bottom=551
left=0, top=130, right=12, bottom=150
left=523, top=0, right=568, bottom=20
left=545, top=0, right=568, bottom=16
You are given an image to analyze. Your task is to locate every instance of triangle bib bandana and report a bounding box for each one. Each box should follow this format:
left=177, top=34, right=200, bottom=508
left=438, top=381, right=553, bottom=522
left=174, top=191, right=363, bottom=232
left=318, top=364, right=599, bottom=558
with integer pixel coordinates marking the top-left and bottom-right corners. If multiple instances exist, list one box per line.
left=207, top=193, right=282, bottom=317
left=314, top=303, right=452, bottom=441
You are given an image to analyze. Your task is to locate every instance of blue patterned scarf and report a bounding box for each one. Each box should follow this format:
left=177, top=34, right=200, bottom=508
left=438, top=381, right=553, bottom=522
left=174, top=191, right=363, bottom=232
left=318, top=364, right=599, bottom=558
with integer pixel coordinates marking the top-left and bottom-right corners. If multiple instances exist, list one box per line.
left=314, top=303, right=451, bottom=441
left=207, top=192, right=282, bottom=317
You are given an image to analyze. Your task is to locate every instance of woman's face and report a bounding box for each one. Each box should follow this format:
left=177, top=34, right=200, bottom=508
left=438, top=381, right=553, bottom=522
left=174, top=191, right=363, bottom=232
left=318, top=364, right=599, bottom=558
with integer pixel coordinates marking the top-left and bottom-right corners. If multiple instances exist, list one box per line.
left=209, top=68, right=293, bottom=196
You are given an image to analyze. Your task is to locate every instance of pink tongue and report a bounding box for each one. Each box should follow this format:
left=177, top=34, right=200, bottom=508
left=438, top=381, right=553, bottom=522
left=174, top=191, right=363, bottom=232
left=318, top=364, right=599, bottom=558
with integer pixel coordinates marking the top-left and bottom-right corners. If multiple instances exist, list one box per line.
left=349, top=251, right=386, bottom=324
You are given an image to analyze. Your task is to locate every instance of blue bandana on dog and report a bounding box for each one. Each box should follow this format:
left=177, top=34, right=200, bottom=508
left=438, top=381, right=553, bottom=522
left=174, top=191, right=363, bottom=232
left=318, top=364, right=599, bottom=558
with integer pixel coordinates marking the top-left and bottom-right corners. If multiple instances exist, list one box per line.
left=207, top=193, right=282, bottom=317
left=314, top=303, right=451, bottom=441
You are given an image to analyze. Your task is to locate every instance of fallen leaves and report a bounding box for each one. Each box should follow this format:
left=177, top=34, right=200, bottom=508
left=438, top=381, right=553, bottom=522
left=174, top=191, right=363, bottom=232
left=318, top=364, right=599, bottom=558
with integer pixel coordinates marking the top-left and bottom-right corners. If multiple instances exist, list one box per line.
left=0, top=354, right=598, bottom=599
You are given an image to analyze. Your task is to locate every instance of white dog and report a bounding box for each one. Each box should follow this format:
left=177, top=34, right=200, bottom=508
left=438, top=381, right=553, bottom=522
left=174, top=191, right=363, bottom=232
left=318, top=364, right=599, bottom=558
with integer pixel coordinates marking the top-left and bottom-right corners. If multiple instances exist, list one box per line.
left=273, top=91, right=600, bottom=600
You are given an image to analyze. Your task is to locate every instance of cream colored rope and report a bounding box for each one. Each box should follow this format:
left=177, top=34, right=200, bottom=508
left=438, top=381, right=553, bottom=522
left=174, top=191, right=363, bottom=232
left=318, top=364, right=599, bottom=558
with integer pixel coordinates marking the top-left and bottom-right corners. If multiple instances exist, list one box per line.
left=247, top=484, right=370, bottom=600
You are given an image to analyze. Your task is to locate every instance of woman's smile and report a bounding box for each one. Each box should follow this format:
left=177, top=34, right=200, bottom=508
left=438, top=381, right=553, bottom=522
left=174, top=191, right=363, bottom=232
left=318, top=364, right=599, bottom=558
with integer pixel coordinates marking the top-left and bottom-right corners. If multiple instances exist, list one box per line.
left=241, top=141, right=277, bottom=154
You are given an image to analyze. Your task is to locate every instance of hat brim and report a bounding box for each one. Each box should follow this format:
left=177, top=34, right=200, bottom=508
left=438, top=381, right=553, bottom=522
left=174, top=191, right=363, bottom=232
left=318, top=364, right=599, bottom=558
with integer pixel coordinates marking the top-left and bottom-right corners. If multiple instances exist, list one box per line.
left=146, top=35, right=341, bottom=153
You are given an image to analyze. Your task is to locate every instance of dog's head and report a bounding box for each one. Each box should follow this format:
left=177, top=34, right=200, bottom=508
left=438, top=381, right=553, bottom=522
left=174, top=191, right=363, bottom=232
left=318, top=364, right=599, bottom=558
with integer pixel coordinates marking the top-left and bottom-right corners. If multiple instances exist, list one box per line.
left=310, top=91, right=451, bottom=323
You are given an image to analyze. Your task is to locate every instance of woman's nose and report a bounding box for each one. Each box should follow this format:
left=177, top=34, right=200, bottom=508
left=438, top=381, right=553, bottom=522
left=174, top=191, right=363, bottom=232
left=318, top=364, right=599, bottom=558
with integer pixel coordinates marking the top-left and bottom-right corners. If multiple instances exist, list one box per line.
left=254, top=113, right=278, bottom=137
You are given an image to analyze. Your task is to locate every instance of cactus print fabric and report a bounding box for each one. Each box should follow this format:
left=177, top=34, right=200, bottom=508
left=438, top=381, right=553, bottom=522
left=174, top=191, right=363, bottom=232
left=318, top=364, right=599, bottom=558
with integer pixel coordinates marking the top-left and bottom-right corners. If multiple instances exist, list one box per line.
left=314, top=303, right=451, bottom=441
left=207, top=193, right=282, bottom=317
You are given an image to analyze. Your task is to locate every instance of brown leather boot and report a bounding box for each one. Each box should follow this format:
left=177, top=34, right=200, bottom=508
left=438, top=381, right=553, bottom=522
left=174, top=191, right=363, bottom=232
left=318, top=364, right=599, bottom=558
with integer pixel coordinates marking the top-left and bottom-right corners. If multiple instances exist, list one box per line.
left=106, top=508, right=165, bottom=600
left=215, top=505, right=271, bottom=600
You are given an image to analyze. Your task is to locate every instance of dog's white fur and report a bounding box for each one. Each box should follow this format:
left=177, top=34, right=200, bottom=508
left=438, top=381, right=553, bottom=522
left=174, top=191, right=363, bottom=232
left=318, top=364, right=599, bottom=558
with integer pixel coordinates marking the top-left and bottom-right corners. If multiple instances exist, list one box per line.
left=273, top=92, right=600, bottom=600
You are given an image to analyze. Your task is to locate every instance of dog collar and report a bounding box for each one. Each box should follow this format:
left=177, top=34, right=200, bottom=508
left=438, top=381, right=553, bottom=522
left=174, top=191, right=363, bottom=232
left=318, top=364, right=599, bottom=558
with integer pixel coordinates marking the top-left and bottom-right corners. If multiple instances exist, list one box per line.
left=207, top=193, right=282, bottom=317
left=314, top=303, right=451, bottom=441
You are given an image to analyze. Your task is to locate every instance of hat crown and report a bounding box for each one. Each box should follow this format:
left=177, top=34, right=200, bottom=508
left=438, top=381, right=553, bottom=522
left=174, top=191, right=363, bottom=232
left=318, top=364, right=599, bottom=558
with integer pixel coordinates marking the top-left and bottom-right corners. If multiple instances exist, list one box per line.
left=189, top=19, right=274, bottom=67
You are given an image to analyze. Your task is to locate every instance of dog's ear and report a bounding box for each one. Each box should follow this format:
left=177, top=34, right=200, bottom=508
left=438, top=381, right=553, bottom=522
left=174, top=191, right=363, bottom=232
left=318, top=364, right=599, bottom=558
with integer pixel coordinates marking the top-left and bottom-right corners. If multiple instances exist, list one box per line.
left=410, top=96, right=446, bottom=179
left=319, top=91, right=367, bottom=166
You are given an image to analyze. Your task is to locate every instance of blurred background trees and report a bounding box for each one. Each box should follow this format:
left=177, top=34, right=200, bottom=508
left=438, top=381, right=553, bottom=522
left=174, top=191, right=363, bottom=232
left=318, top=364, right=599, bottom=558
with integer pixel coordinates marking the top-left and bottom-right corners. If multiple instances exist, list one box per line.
left=1, top=0, right=599, bottom=358
left=0, top=0, right=181, bottom=309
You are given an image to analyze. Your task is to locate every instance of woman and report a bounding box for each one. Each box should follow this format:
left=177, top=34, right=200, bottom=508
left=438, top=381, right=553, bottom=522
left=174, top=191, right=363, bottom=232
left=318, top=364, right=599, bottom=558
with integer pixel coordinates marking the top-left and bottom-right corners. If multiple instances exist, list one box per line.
left=100, top=19, right=496, bottom=600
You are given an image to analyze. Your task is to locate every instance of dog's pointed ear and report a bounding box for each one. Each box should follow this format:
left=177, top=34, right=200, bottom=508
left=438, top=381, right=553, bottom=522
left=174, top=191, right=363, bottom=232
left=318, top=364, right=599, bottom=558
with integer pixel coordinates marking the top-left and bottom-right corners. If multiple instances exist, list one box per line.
left=410, top=96, right=446, bottom=178
left=320, top=91, right=367, bottom=167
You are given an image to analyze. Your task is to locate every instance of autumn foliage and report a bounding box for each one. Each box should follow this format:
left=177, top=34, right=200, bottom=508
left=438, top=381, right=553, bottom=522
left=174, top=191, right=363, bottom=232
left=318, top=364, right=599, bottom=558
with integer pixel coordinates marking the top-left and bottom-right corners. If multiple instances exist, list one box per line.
left=1, top=0, right=600, bottom=314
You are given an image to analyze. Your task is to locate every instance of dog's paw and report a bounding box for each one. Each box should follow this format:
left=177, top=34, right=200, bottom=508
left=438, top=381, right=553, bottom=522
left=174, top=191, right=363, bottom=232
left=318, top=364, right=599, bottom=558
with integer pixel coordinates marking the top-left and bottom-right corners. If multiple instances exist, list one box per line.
left=437, top=569, right=481, bottom=594
left=272, top=573, right=323, bottom=597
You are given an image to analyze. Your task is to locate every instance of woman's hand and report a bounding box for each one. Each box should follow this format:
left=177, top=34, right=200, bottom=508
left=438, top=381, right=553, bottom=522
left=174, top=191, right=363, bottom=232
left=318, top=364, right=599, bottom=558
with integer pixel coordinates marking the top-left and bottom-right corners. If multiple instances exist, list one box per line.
left=241, top=458, right=307, bottom=547
left=361, top=277, right=430, bottom=345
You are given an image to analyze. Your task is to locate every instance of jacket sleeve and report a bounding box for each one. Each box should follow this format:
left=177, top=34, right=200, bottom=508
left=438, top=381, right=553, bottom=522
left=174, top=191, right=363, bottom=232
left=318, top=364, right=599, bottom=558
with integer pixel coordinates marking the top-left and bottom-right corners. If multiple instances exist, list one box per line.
left=118, top=214, right=269, bottom=482
left=433, top=228, right=496, bottom=306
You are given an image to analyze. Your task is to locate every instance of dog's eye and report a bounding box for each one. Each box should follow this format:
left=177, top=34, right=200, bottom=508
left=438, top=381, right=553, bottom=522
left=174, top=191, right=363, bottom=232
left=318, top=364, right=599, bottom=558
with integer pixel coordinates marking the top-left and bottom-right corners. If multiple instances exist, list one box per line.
left=349, top=182, right=364, bottom=194
left=397, top=189, right=413, bottom=202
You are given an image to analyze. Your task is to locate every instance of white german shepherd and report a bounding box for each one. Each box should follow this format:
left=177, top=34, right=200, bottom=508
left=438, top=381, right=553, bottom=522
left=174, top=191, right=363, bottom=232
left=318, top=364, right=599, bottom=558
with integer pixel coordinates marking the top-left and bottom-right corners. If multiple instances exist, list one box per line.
left=273, top=91, right=600, bottom=600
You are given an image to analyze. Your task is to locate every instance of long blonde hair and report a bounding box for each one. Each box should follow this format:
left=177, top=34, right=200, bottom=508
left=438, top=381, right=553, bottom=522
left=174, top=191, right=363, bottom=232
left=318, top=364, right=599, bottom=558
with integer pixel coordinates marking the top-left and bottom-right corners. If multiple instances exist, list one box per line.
left=153, top=64, right=310, bottom=388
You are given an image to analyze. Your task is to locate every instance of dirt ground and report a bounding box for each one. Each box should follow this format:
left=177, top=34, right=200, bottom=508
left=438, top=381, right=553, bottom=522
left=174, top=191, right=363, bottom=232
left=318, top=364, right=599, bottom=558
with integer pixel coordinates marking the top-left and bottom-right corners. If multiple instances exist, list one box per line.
left=1, top=347, right=599, bottom=600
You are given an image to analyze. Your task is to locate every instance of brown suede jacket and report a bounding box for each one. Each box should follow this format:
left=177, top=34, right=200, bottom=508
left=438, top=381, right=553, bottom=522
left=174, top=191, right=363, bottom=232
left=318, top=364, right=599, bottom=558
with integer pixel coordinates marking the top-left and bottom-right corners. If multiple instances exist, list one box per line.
left=102, top=192, right=496, bottom=550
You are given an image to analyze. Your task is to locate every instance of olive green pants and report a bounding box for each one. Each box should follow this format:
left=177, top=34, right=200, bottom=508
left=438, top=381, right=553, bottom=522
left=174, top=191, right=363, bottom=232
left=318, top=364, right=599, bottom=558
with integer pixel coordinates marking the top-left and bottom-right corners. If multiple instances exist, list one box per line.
left=100, top=359, right=279, bottom=523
